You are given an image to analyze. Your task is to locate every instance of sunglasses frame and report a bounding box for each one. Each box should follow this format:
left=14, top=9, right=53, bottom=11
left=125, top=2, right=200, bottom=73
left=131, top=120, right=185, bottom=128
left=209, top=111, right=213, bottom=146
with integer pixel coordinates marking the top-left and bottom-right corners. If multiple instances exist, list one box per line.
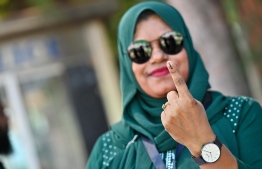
left=127, top=31, right=184, bottom=64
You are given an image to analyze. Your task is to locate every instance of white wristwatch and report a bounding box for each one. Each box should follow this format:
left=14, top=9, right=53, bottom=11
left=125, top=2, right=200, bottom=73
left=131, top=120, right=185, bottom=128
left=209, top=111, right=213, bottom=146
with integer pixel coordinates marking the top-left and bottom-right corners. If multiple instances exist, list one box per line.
left=192, top=136, right=222, bottom=165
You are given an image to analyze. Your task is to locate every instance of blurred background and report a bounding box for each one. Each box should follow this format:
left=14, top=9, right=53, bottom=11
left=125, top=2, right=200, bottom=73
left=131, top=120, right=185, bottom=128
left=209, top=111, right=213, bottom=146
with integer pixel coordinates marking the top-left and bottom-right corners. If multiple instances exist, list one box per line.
left=0, top=0, right=261, bottom=168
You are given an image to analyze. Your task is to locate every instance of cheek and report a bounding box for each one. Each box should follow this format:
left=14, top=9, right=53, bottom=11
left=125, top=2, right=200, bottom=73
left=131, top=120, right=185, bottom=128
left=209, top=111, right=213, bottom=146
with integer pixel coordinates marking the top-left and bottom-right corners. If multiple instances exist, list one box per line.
left=170, top=49, right=189, bottom=81
left=132, top=63, right=146, bottom=85
left=181, top=58, right=189, bottom=82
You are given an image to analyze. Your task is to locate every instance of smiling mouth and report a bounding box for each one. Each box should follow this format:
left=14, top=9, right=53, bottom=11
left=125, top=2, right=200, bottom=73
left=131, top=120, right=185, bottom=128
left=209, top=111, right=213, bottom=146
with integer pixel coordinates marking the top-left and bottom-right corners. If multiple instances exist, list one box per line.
left=149, top=67, right=170, bottom=77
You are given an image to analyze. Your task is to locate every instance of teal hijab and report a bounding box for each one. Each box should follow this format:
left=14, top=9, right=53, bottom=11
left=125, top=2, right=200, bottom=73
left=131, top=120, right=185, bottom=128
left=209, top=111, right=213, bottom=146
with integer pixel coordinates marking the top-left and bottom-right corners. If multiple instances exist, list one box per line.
left=114, top=1, right=228, bottom=152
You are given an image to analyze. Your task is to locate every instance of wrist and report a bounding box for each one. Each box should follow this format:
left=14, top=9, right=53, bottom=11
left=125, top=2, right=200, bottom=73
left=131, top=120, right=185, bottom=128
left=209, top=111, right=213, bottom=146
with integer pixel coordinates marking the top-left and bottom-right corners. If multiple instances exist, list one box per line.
left=188, top=134, right=216, bottom=157
left=192, top=136, right=223, bottom=165
left=188, top=143, right=202, bottom=157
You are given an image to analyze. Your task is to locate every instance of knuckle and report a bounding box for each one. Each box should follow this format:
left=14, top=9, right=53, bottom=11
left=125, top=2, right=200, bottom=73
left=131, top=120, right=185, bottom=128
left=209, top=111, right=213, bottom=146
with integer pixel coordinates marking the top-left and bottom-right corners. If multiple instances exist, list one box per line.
left=176, top=77, right=185, bottom=85
left=164, top=122, right=172, bottom=130
left=195, top=100, right=201, bottom=104
left=167, top=91, right=177, bottom=99
left=162, top=118, right=168, bottom=126
left=169, top=109, right=178, bottom=119
left=160, top=113, right=164, bottom=120
left=170, top=114, right=177, bottom=121
left=188, top=98, right=197, bottom=107
left=167, top=92, right=171, bottom=98
left=173, top=108, right=181, bottom=116
left=161, top=111, right=166, bottom=120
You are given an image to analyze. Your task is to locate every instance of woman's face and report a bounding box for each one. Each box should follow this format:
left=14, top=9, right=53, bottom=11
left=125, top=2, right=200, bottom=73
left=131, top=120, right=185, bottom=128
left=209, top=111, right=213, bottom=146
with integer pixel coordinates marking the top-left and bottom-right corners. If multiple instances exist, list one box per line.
left=132, top=14, right=189, bottom=98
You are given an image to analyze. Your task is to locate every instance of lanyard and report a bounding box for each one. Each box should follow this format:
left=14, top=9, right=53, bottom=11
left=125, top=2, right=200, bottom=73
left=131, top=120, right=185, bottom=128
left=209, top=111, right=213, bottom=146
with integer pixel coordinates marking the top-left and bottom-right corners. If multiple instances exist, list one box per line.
left=142, top=135, right=184, bottom=169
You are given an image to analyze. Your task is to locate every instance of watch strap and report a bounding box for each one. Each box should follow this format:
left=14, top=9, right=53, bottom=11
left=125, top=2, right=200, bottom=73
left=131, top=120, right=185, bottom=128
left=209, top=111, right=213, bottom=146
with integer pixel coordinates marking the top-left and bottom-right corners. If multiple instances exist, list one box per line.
left=214, top=136, right=222, bottom=149
left=192, top=136, right=222, bottom=165
left=193, top=156, right=206, bottom=165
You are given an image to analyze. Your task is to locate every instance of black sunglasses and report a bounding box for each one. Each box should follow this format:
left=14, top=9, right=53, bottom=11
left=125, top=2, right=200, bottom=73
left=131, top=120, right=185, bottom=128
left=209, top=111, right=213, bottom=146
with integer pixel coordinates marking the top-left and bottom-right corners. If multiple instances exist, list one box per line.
left=127, top=31, right=184, bottom=64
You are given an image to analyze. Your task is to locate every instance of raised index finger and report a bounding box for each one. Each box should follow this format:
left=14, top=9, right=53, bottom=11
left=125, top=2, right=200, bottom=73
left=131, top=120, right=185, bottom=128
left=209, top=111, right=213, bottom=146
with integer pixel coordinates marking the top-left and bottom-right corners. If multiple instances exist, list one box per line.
left=167, top=61, right=191, bottom=97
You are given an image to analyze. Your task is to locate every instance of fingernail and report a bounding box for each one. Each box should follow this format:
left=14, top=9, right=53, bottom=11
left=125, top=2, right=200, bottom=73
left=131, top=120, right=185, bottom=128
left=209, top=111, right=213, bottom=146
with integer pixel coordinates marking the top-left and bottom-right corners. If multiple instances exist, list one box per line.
left=168, top=62, right=173, bottom=69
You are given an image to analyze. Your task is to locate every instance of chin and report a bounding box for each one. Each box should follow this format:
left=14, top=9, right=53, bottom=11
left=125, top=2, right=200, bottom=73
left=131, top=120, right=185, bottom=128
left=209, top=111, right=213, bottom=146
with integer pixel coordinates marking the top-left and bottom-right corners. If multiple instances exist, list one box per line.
left=150, top=89, right=172, bottom=98
left=143, top=82, right=176, bottom=98
left=161, top=85, right=176, bottom=93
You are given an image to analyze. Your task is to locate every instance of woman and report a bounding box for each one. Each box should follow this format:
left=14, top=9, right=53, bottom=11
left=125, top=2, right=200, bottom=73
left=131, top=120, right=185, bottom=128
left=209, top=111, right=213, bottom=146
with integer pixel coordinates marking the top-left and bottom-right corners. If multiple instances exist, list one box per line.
left=86, top=1, right=262, bottom=169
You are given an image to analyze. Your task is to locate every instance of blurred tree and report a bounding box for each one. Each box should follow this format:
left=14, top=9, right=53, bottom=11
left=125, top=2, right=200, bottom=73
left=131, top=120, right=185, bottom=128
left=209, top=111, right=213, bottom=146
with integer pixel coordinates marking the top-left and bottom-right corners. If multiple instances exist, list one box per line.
left=222, top=0, right=262, bottom=103
left=0, top=0, right=97, bottom=20
left=0, top=0, right=54, bottom=19
left=238, top=0, right=262, bottom=75
left=0, top=0, right=29, bottom=19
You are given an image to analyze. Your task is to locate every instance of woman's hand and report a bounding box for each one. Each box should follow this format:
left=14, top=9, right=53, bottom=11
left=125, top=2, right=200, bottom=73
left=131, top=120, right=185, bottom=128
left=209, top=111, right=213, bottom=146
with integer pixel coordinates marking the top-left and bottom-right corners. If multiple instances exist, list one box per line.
left=161, top=61, right=238, bottom=169
left=161, top=61, right=215, bottom=157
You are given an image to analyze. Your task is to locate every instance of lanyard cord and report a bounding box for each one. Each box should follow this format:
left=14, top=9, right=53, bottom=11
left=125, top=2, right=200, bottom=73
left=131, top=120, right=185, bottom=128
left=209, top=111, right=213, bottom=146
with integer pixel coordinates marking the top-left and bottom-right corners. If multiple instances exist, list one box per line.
left=142, top=135, right=183, bottom=169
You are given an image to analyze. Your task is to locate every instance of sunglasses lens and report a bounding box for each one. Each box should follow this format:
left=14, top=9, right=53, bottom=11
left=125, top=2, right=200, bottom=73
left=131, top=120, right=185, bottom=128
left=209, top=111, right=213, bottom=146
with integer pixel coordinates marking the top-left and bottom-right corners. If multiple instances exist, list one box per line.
left=127, top=32, right=183, bottom=64
left=160, top=32, right=184, bottom=55
left=127, top=40, right=152, bottom=64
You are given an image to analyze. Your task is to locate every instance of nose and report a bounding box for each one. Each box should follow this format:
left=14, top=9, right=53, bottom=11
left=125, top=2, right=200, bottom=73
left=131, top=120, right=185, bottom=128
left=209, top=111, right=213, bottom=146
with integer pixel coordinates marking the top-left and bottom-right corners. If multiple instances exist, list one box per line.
left=149, top=41, right=168, bottom=63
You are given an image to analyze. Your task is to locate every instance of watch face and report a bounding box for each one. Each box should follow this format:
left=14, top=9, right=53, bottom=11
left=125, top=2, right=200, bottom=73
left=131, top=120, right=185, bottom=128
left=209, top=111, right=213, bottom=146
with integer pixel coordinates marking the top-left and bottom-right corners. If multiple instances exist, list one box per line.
left=201, top=143, right=221, bottom=163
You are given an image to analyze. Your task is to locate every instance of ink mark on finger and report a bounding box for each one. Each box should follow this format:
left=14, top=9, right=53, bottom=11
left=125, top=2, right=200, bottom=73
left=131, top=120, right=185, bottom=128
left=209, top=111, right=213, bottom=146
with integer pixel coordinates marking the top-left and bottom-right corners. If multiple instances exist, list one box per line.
left=168, top=62, right=173, bottom=69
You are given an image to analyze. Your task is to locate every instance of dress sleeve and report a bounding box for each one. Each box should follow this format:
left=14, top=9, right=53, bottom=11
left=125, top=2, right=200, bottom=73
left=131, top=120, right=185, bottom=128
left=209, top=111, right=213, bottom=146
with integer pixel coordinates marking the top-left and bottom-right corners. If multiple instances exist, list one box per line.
left=236, top=99, right=262, bottom=169
left=86, top=136, right=103, bottom=169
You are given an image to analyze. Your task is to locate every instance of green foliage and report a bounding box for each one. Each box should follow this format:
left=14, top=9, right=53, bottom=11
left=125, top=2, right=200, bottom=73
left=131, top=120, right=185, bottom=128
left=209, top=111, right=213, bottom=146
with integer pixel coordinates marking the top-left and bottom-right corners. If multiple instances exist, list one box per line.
left=0, top=0, right=92, bottom=20
left=28, top=0, right=55, bottom=11
left=0, top=0, right=7, bottom=19
left=0, top=0, right=52, bottom=20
